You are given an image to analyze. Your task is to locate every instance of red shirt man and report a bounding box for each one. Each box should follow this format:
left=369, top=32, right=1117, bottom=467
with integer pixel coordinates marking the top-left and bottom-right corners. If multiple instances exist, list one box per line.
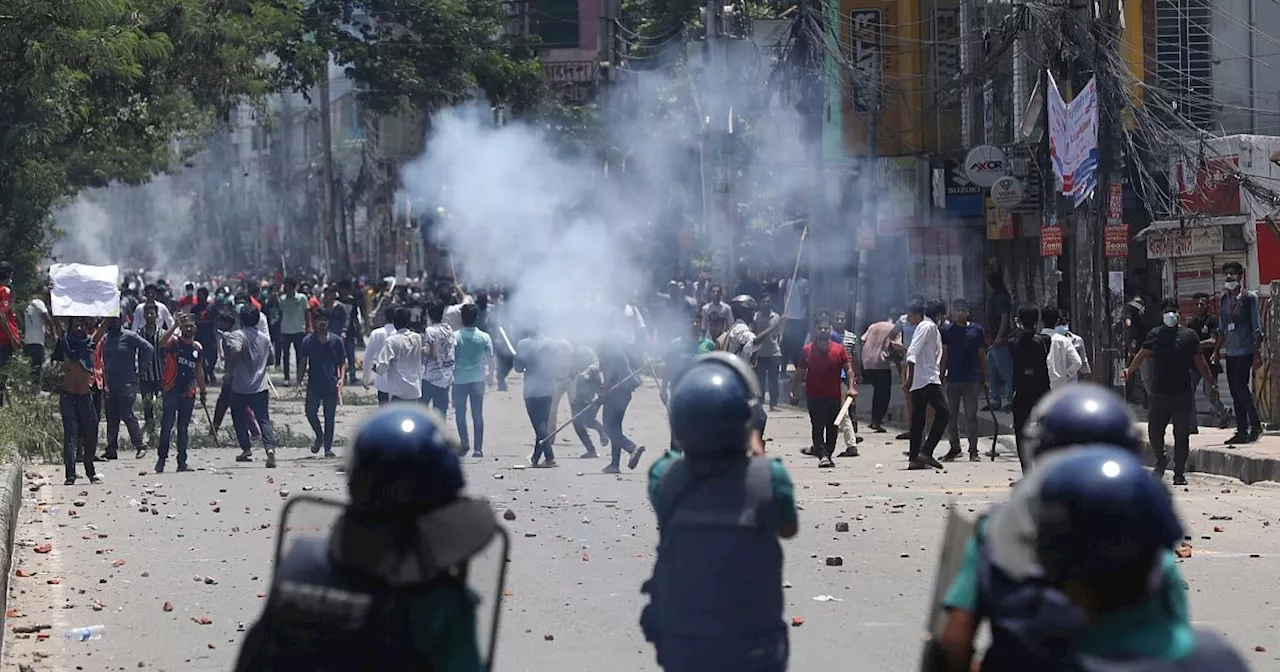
left=791, top=317, right=856, bottom=468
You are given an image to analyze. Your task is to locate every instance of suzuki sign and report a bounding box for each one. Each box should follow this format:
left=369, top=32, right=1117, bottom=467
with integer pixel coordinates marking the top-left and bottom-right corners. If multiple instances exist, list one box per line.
left=963, top=145, right=1008, bottom=188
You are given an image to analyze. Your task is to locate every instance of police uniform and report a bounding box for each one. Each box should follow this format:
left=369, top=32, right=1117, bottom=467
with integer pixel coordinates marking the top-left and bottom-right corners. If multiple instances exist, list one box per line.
left=642, top=352, right=797, bottom=672
left=643, top=453, right=796, bottom=672
left=234, top=407, right=505, bottom=672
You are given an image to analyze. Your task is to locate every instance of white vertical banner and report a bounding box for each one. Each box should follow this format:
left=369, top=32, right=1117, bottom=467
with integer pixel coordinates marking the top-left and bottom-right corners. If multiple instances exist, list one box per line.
left=1066, top=77, right=1099, bottom=207
left=1047, top=72, right=1069, bottom=193
left=1047, top=72, right=1100, bottom=208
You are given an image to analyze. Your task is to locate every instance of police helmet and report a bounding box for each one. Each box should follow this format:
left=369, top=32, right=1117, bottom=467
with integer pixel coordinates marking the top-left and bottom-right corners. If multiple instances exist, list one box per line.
left=1034, top=445, right=1183, bottom=583
left=729, top=294, right=758, bottom=322
left=1022, top=383, right=1142, bottom=462
left=668, top=352, right=761, bottom=455
left=346, top=404, right=464, bottom=511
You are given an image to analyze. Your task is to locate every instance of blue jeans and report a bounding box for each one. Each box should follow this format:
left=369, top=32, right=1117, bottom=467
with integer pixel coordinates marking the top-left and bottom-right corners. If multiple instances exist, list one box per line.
left=525, top=396, right=554, bottom=463
left=304, top=384, right=338, bottom=452
left=421, top=381, right=449, bottom=417
left=452, top=381, right=485, bottom=452
left=230, top=390, right=276, bottom=452
left=604, top=389, right=636, bottom=466
left=986, top=344, right=1014, bottom=407
left=158, top=391, right=195, bottom=467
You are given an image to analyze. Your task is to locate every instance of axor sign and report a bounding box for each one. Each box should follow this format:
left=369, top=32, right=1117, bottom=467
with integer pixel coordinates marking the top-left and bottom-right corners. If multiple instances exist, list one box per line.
left=963, top=145, right=1008, bottom=188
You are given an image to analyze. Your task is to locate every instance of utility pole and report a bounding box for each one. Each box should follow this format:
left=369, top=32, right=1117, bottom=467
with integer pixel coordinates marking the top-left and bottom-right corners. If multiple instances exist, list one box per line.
left=318, top=54, right=339, bottom=278
left=1093, top=0, right=1125, bottom=388
left=705, top=0, right=733, bottom=288
left=852, top=66, right=879, bottom=333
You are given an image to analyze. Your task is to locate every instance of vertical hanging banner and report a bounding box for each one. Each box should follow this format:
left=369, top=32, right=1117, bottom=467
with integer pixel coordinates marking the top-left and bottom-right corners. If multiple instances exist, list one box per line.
left=1104, top=182, right=1128, bottom=257
left=1047, top=73, right=1099, bottom=208
left=1040, top=226, right=1063, bottom=256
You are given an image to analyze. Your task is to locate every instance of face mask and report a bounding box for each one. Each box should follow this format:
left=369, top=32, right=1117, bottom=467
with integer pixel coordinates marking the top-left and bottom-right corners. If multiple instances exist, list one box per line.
left=1162, top=312, right=1178, bottom=327
left=1224, top=281, right=1240, bottom=291
left=1054, top=325, right=1068, bottom=335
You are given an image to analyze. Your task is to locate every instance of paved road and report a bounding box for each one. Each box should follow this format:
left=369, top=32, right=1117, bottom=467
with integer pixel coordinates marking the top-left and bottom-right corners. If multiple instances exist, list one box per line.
left=5, top=377, right=1280, bottom=672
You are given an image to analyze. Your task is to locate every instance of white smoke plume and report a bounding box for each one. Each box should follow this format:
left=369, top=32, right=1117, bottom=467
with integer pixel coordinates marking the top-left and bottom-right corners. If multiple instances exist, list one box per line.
left=400, top=108, right=654, bottom=343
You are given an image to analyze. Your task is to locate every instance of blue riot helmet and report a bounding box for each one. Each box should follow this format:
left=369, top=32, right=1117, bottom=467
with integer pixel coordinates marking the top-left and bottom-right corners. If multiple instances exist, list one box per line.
left=1022, top=383, right=1143, bottom=462
left=668, top=352, right=761, bottom=455
left=1035, top=445, right=1183, bottom=583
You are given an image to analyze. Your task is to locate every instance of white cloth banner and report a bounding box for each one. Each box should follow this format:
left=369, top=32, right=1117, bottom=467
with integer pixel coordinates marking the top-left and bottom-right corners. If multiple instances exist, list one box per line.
left=1047, top=73, right=1100, bottom=208
left=50, top=263, right=121, bottom=317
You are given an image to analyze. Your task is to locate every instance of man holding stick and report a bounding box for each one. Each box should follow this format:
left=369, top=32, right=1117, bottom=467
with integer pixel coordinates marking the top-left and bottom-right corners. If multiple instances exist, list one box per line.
left=790, top=315, right=856, bottom=469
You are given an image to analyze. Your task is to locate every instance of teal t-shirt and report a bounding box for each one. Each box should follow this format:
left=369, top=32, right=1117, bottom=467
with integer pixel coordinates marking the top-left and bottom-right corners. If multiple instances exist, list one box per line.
left=647, top=453, right=797, bottom=531
left=411, top=582, right=485, bottom=672
left=280, top=293, right=309, bottom=334
left=453, top=327, right=493, bottom=385
left=942, top=521, right=1192, bottom=663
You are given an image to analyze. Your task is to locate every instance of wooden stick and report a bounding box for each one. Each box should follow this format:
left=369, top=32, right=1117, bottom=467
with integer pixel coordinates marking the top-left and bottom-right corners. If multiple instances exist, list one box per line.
left=779, top=225, right=809, bottom=321
left=833, top=395, right=854, bottom=428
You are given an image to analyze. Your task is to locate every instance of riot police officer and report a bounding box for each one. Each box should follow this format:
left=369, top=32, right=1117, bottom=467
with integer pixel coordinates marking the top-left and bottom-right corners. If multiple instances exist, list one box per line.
left=935, top=383, right=1191, bottom=671
left=234, top=404, right=507, bottom=672
left=1036, top=445, right=1250, bottom=670
left=641, top=353, right=797, bottom=672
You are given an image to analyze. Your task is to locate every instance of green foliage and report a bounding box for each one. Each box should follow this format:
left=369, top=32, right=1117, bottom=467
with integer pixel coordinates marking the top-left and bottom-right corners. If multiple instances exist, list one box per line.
left=276, top=0, right=546, bottom=116
left=0, top=0, right=310, bottom=292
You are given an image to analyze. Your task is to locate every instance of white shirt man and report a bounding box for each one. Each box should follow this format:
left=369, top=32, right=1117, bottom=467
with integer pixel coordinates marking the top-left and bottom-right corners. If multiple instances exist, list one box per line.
left=133, top=300, right=174, bottom=331
left=1040, top=327, right=1084, bottom=389
left=905, top=316, right=942, bottom=391
left=24, top=297, right=48, bottom=347
left=362, top=322, right=397, bottom=397
left=373, top=327, right=424, bottom=400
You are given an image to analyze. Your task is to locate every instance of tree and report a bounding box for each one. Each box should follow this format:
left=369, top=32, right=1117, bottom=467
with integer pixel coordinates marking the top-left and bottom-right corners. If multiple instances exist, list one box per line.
left=0, top=0, right=308, bottom=290
left=277, top=0, right=546, bottom=117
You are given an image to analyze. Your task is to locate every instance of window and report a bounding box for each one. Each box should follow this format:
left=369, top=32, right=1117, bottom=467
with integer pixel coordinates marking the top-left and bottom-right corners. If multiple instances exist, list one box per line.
left=1155, top=0, right=1214, bottom=129
left=533, top=0, right=580, bottom=49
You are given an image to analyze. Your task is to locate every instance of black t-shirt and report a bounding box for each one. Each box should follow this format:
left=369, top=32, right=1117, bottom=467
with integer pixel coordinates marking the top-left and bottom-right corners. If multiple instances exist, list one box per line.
left=1185, top=314, right=1219, bottom=354
left=1142, top=326, right=1200, bottom=395
left=1007, top=329, right=1051, bottom=397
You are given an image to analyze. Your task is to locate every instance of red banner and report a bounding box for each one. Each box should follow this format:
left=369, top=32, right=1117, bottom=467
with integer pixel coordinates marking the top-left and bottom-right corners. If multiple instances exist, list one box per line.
left=1104, top=223, right=1129, bottom=257
left=1041, top=225, right=1063, bottom=256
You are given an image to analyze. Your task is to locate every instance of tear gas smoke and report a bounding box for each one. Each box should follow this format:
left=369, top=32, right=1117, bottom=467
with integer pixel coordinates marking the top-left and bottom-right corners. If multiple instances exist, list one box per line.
left=52, top=174, right=198, bottom=280
left=400, top=108, right=654, bottom=343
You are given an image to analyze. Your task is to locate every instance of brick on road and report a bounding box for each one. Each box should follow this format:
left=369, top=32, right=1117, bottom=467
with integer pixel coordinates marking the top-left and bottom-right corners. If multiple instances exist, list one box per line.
left=4, top=376, right=1280, bottom=671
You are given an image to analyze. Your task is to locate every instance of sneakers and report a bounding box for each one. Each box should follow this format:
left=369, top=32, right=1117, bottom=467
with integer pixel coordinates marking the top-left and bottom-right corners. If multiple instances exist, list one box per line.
left=601, top=463, right=621, bottom=474
left=535, top=459, right=558, bottom=469
left=940, top=449, right=963, bottom=462
left=1172, top=474, right=1188, bottom=486
left=310, top=440, right=322, bottom=455
left=836, top=447, right=859, bottom=458
left=155, top=459, right=165, bottom=474
left=89, top=475, right=103, bottom=484
left=818, top=456, right=835, bottom=469
left=324, top=450, right=336, bottom=459
left=236, top=451, right=253, bottom=462
left=579, top=451, right=598, bottom=459
left=627, top=446, right=646, bottom=470
left=176, top=464, right=192, bottom=472
left=470, top=450, right=483, bottom=458
left=265, top=450, right=277, bottom=469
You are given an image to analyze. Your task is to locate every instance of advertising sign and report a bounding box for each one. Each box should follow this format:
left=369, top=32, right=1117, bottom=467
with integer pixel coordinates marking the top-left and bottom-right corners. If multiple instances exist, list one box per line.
left=1041, top=225, right=1063, bottom=256
left=849, top=10, right=883, bottom=113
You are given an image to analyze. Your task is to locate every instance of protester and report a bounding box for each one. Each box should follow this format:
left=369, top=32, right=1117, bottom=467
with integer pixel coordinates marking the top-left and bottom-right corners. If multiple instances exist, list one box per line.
left=1218, top=261, right=1263, bottom=444
left=155, top=313, right=206, bottom=472
left=50, top=317, right=103, bottom=485
left=452, top=303, right=492, bottom=457
left=298, top=307, right=344, bottom=458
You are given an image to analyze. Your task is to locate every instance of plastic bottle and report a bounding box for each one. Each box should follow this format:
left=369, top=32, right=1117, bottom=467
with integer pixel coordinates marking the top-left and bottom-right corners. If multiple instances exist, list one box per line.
left=65, top=625, right=106, bottom=641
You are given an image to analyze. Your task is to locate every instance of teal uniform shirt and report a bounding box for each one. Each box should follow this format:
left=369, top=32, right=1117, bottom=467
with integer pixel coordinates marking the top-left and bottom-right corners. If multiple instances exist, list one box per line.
left=411, top=582, right=485, bottom=672
left=942, top=520, right=1192, bottom=663
left=648, top=452, right=797, bottom=531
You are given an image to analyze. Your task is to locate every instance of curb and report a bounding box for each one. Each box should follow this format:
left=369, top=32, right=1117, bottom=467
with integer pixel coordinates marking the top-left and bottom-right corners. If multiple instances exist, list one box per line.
left=850, top=400, right=1280, bottom=486
left=0, top=462, right=22, bottom=659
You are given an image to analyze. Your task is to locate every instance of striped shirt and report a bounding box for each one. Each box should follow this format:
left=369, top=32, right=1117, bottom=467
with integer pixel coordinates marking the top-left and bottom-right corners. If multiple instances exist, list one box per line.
left=136, top=325, right=165, bottom=383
